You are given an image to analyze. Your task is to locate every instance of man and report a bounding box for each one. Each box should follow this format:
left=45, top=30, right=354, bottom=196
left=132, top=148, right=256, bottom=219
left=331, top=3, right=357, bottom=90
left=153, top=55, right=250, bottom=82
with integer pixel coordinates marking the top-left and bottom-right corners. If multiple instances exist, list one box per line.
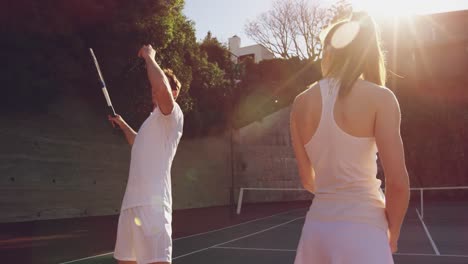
left=109, top=45, right=184, bottom=264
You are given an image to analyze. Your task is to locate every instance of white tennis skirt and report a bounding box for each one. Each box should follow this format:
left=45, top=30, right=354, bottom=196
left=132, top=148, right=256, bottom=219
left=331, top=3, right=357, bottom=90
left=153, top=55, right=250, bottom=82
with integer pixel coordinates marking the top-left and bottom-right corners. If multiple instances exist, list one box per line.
left=294, top=219, right=394, bottom=264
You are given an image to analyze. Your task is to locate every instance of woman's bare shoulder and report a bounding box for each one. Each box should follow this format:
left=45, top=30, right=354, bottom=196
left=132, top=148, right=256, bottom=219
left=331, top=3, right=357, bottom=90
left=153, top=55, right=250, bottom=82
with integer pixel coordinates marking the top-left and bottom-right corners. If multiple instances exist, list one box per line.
left=293, top=82, right=320, bottom=106
left=358, top=80, right=397, bottom=104
left=359, top=80, right=393, bottom=94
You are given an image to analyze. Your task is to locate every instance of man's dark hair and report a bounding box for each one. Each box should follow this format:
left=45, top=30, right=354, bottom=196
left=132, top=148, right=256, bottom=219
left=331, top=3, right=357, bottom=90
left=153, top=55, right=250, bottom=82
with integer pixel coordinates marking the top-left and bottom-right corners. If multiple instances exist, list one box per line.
left=163, top=69, right=181, bottom=92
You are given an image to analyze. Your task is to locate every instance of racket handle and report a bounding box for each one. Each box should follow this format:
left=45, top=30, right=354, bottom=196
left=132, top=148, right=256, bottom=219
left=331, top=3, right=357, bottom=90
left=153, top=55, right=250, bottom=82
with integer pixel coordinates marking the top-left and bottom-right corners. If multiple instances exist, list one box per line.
left=107, top=106, right=121, bottom=131
left=108, top=105, right=117, bottom=117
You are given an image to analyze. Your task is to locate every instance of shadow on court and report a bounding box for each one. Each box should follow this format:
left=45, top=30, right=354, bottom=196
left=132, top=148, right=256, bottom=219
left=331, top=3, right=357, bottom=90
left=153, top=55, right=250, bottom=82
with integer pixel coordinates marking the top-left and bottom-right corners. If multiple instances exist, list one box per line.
left=58, top=200, right=468, bottom=264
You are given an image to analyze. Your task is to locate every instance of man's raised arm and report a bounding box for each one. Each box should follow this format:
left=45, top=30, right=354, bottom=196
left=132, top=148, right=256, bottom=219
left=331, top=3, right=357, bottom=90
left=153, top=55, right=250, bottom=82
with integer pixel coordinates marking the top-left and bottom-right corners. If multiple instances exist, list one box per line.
left=138, top=45, right=175, bottom=115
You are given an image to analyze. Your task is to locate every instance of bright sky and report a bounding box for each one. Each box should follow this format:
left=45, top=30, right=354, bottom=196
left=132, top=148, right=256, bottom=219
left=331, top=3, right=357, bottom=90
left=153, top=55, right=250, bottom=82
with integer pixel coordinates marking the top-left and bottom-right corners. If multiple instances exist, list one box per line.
left=183, top=0, right=468, bottom=46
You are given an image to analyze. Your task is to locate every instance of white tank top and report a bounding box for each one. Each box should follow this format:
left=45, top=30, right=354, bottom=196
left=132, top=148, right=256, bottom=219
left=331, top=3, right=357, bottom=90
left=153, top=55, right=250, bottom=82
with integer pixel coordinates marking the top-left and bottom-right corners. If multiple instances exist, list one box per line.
left=304, top=78, right=388, bottom=231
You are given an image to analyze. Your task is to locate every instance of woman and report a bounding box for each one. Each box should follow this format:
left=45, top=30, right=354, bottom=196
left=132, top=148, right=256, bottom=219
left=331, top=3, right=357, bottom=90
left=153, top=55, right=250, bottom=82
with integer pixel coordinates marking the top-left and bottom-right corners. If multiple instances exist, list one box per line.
left=290, top=12, right=410, bottom=264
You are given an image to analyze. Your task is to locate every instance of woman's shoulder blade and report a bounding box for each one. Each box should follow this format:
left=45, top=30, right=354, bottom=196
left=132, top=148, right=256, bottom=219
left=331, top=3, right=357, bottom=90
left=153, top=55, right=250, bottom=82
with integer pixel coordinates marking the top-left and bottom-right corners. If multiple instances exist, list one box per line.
left=292, top=82, right=321, bottom=118
left=295, top=82, right=320, bottom=102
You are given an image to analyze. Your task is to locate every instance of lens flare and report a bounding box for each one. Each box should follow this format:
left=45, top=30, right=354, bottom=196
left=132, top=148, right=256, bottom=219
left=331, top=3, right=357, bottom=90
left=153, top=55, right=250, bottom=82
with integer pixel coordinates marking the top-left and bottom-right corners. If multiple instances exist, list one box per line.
left=134, top=217, right=142, bottom=227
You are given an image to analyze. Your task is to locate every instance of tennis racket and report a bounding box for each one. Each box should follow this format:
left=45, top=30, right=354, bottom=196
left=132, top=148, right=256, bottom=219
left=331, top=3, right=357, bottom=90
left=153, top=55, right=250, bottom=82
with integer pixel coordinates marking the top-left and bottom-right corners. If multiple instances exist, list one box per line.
left=89, top=48, right=117, bottom=117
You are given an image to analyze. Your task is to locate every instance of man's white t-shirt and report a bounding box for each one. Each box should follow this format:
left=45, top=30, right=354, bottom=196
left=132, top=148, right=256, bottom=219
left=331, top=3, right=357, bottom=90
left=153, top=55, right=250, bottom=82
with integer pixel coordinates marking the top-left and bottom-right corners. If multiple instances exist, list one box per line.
left=121, top=103, right=184, bottom=213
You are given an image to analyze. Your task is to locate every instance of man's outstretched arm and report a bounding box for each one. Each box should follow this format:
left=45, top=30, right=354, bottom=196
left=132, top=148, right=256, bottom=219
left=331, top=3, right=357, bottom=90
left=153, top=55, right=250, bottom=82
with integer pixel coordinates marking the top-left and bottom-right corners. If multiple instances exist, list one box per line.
left=108, top=115, right=137, bottom=145
left=138, top=45, right=175, bottom=115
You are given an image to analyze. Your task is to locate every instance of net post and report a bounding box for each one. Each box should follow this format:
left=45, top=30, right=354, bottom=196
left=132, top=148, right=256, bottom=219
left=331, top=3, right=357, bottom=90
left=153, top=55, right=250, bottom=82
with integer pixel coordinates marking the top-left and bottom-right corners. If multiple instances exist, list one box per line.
left=420, top=189, right=424, bottom=219
left=236, top=188, right=244, bottom=215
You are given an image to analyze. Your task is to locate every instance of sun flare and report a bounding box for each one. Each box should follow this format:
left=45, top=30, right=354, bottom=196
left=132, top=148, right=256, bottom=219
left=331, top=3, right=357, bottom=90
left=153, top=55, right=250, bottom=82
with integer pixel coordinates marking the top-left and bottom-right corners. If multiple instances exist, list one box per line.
left=352, top=0, right=427, bottom=18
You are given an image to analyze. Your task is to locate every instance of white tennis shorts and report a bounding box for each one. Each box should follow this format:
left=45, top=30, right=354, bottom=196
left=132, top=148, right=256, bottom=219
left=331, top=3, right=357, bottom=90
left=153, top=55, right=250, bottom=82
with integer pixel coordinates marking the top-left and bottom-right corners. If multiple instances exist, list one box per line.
left=114, top=205, right=172, bottom=263
left=294, top=220, right=393, bottom=264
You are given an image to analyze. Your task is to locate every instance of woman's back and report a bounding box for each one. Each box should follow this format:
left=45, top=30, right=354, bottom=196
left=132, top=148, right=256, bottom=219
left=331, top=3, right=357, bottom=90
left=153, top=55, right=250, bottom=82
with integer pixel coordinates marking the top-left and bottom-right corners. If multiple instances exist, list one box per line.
left=294, top=78, right=388, bottom=230
left=294, top=78, right=383, bottom=144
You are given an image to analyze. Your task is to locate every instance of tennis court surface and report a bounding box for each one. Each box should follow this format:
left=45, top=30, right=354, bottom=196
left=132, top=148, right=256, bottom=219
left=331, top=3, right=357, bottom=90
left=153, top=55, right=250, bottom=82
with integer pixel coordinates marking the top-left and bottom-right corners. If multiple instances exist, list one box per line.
left=61, top=198, right=468, bottom=264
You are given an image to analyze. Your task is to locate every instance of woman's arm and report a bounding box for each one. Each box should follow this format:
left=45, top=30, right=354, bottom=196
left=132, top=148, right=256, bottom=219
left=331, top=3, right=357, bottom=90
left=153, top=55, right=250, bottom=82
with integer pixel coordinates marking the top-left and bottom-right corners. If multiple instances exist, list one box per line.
left=374, top=88, right=410, bottom=253
left=290, top=96, right=316, bottom=193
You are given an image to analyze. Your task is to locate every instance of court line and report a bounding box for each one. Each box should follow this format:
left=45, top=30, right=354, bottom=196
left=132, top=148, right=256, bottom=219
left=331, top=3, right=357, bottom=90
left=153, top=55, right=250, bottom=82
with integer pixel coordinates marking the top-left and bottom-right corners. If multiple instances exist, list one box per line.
left=173, top=207, right=306, bottom=241
left=214, top=246, right=295, bottom=252
left=416, top=208, right=441, bottom=255
left=394, top=253, right=468, bottom=258
left=59, top=208, right=307, bottom=264
left=60, top=252, right=114, bottom=264
left=172, top=216, right=305, bottom=260
left=212, top=246, right=468, bottom=258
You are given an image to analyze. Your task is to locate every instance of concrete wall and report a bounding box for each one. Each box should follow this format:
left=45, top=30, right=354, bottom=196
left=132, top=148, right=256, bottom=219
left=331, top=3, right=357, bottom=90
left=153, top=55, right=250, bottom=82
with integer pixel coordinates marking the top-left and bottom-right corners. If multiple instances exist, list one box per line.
left=232, top=107, right=312, bottom=203
left=0, top=96, right=130, bottom=223
left=172, top=136, right=231, bottom=209
left=0, top=96, right=231, bottom=223
left=1, top=91, right=302, bottom=223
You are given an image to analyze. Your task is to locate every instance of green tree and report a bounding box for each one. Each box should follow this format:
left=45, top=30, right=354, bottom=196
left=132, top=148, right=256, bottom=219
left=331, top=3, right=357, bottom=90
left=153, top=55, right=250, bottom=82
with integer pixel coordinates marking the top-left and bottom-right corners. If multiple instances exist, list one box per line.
left=200, top=31, right=234, bottom=77
left=0, top=0, right=199, bottom=126
left=1, top=0, right=237, bottom=137
left=234, top=58, right=321, bottom=127
left=184, top=32, right=236, bottom=136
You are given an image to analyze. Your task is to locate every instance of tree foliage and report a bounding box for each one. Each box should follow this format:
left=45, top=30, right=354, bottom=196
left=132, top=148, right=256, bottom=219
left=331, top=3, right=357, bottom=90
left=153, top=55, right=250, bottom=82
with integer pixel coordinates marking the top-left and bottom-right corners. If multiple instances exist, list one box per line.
left=186, top=32, right=236, bottom=136
left=244, top=0, right=352, bottom=60
left=200, top=31, right=235, bottom=77
left=0, top=0, right=237, bottom=137
left=234, top=58, right=322, bottom=127
left=0, top=0, right=344, bottom=137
